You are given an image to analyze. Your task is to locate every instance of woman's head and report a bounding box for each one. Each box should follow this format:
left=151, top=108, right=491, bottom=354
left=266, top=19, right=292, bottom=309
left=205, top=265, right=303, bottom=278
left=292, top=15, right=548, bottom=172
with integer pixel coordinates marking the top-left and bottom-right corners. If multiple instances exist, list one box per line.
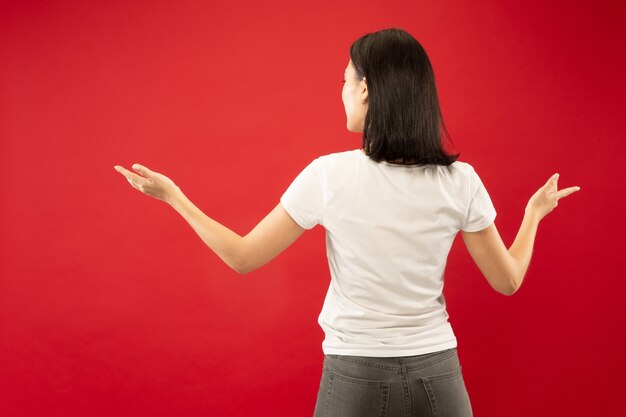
left=344, top=27, right=459, bottom=166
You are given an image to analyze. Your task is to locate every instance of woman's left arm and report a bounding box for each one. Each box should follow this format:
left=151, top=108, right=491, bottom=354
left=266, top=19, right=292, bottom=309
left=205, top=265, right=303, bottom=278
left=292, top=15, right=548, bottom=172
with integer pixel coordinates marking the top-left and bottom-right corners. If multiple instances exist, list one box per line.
left=114, top=163, right=306, bottom=274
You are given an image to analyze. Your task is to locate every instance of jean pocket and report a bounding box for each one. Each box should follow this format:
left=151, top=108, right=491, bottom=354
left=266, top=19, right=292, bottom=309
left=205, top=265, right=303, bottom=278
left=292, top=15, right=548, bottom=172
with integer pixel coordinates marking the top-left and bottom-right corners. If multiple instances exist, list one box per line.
left=315, top=367, right=390, bottom=417
left=419, top=366, right=473, bottom=417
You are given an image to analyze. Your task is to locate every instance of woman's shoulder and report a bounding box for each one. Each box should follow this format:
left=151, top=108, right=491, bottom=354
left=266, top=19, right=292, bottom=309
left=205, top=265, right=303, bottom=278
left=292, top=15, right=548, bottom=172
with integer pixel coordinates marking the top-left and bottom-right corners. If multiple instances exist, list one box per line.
left=319, top=149, right=361, bottom=159
left=313, top=149, right=362, bottom=165
left=313, top=150, right=476, bottom=177
left=448, top=160, right=472, bottom=172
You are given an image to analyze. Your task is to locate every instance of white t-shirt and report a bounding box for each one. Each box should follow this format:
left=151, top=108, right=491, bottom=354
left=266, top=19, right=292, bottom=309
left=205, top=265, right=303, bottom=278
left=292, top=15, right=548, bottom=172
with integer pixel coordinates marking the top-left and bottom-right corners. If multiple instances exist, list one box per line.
left=280, top=149, right=497, bottom=357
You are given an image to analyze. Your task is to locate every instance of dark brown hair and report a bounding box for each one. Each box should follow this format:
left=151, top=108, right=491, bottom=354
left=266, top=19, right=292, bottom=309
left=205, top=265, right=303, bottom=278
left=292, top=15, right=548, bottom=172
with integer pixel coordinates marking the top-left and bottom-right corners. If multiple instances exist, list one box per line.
left=350, top=27, right=459, bottom=166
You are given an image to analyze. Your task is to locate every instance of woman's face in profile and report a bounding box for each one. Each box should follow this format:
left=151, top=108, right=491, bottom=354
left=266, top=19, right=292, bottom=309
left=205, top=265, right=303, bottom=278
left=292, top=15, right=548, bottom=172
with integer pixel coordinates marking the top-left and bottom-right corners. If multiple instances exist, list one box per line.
left=342, top=59, right=368, bottom=133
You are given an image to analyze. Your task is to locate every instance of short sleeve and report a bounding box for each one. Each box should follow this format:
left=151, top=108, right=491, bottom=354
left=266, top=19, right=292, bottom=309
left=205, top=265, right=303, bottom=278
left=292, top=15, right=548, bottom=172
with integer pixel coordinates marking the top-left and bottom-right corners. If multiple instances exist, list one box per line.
left=280, top=158, right=325, bottom=230
left=462, top=165, right=497, bottom=232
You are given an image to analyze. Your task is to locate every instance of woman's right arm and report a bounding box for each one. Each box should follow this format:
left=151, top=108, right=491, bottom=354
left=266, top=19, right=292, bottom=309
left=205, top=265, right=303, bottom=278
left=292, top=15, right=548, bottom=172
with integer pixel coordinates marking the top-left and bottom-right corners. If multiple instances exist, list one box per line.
left=461, top=173, right=581, bottom=296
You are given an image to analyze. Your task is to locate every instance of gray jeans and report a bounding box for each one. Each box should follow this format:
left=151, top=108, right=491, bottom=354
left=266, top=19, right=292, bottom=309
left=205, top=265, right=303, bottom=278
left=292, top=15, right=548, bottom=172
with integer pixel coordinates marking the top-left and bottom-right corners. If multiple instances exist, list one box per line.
left=313, top=347, right=473, bottom=417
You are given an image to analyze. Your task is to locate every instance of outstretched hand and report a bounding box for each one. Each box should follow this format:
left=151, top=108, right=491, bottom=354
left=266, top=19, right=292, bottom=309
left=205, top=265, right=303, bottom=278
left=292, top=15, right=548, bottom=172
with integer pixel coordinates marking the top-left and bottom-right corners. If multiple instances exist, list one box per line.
left=526, top=173, right=581, bottom=222
left=114, top=163, right=181, bottom=204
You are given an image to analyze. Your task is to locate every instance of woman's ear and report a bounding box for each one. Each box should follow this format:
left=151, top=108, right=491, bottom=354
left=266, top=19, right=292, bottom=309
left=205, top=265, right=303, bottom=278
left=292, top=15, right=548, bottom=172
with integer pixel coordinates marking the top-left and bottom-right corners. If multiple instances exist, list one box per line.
left=360, top=77, right=368, bottom=103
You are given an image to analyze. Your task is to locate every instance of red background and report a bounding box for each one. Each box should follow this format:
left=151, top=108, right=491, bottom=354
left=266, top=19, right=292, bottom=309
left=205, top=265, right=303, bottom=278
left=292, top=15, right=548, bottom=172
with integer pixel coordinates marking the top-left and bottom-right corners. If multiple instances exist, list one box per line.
left=1, top=1, right=624, bottom=416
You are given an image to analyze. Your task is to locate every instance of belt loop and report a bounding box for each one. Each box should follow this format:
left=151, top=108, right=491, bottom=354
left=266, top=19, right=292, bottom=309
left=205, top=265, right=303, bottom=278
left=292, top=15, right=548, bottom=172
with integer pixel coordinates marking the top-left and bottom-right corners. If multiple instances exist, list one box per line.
left=397, top=358, right=407, bottom=375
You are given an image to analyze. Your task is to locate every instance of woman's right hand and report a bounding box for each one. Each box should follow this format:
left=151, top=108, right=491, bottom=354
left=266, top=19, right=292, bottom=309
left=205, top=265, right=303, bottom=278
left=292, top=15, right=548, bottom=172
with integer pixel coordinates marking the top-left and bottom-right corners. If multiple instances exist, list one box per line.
left=525, top=173, right=581, bottom=222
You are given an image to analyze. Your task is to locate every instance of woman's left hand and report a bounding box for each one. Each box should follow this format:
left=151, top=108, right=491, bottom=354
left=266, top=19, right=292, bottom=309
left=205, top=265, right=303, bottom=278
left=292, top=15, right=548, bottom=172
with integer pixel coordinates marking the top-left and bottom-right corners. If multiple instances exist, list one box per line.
left=114, top=163, right=181, bottom=204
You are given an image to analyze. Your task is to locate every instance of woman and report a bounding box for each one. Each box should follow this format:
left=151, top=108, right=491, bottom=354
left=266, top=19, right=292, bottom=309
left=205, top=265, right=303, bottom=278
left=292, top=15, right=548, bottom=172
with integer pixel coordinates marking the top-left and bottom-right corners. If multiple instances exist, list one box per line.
left=114, top=28, right=580, bottom=417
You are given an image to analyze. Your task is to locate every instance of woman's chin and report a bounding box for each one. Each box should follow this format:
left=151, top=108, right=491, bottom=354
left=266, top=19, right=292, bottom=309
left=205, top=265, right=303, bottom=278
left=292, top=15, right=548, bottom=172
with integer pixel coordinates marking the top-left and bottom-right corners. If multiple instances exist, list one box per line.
left=346, top=122, right=362, bottom=133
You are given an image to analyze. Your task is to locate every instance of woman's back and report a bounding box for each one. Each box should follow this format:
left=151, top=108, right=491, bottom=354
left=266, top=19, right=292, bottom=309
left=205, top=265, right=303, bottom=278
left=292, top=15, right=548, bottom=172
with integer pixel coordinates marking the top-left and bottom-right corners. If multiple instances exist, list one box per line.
left=280, top=148, right=496, bottom=357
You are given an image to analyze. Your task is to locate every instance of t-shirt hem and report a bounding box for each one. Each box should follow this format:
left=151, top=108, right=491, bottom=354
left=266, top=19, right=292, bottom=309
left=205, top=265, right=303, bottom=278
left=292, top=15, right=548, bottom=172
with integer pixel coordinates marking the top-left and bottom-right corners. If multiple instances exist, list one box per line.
left=321, top=340, right=458, bottom=358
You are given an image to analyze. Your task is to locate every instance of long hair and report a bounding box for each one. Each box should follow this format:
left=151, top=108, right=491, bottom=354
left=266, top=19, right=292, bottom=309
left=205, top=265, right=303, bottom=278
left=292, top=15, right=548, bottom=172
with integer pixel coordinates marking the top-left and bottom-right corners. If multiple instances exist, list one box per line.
left=350, top=27, right=460, bottom=166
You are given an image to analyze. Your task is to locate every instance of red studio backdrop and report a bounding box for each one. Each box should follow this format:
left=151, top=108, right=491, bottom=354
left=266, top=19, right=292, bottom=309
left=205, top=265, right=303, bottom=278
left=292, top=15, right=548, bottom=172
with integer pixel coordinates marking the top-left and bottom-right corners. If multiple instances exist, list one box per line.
left=1, top=1, right=624, bottom=416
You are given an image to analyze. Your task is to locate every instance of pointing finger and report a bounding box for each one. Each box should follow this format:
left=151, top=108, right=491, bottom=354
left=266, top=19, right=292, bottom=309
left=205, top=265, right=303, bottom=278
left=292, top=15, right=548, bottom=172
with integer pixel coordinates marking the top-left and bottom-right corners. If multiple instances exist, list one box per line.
left=114, top=165, right=149, bottom=185
left=555, top=186, right=581, bottom=199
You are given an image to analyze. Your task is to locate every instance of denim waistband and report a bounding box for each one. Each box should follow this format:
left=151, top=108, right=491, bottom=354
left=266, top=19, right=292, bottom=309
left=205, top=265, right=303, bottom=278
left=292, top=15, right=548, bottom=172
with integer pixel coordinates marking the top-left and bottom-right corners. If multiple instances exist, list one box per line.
left=324, top=347, right=458, bottom=372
